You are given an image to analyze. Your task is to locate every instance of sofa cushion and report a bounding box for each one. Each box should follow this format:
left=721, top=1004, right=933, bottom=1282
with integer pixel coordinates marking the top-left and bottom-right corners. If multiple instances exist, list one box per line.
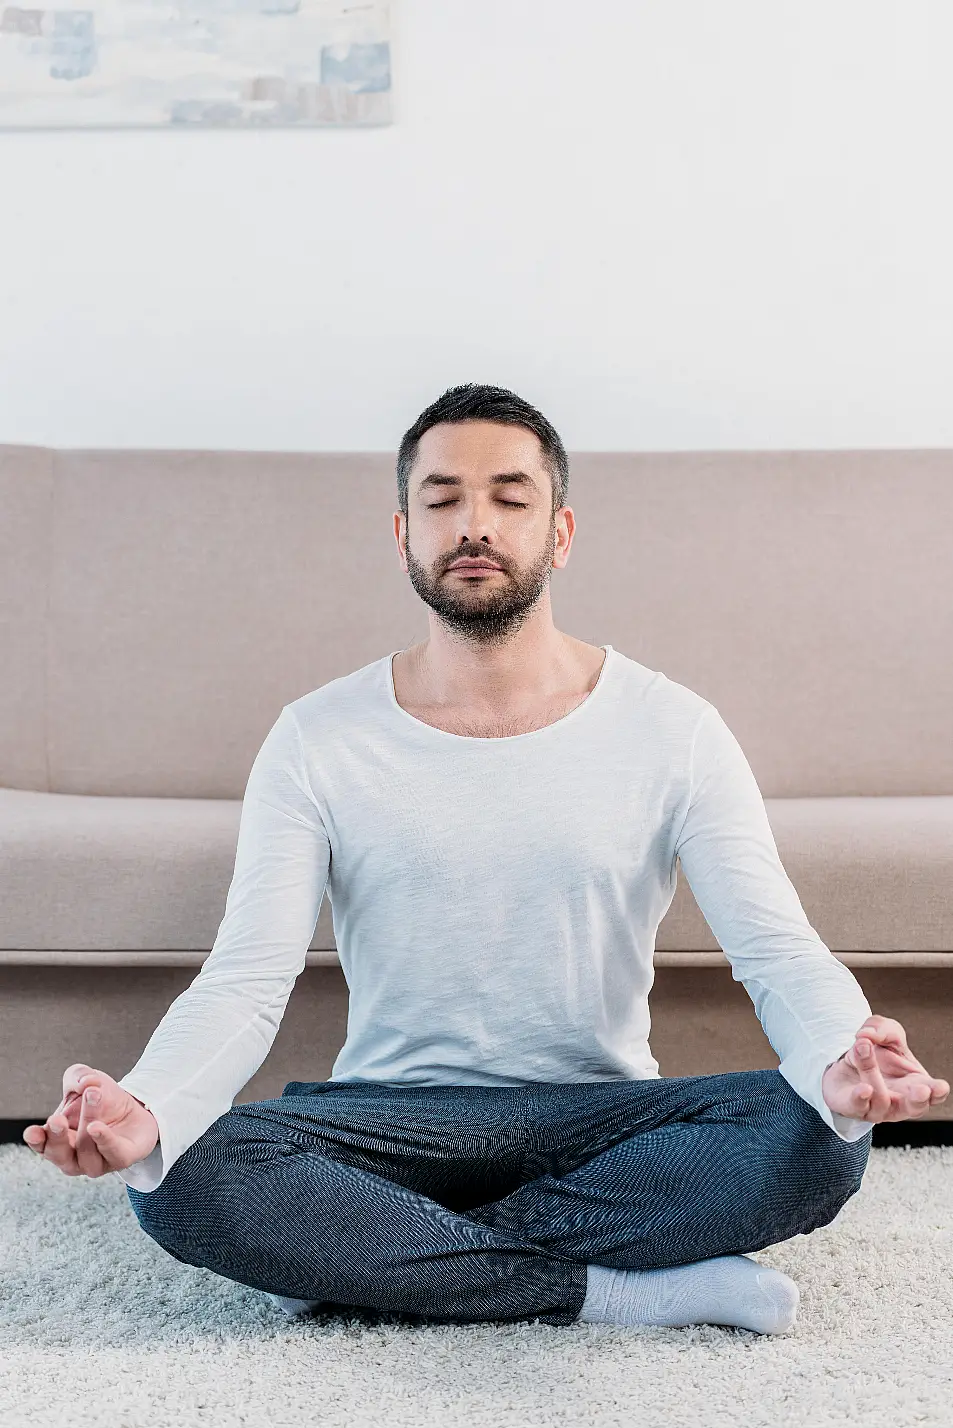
left=2, top=786, right=950, bottom=955
left=3, top=447, right=952, bottom=799
left=0, top=786, right=331, bottom=954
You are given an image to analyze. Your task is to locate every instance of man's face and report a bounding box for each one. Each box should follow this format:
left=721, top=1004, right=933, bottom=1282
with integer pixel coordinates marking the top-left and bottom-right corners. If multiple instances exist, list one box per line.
left=398, top=420, right=562, bottom=648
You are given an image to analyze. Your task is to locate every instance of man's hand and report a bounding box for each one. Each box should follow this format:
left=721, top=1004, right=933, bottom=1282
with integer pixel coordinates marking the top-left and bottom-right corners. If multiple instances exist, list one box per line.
left=822, top=1015, right=950, bottom=1124
left=22, top=1063, right=159, bottom=1178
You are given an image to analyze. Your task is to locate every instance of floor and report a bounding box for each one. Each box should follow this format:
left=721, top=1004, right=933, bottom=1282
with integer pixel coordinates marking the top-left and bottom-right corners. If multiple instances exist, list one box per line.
left=1, top=1142, right=950, bottom=1428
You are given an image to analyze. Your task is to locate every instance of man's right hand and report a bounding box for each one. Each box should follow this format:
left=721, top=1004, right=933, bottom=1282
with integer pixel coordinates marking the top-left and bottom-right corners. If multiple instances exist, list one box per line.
left=22, top=1063, right=159, bottom=1178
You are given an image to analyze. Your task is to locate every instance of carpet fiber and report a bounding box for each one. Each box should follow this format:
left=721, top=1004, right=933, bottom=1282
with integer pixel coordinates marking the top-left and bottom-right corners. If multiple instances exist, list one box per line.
left=1, top=1143, right=950, bottom=1427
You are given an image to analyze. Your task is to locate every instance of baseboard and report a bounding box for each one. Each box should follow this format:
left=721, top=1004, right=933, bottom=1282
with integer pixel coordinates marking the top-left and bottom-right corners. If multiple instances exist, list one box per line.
left=3, top=1117, right=950, bottom=1151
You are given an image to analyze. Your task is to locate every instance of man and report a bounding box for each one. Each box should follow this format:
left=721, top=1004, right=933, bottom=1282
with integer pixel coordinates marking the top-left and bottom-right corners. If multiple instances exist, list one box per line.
left=24, top=383, right=949, bottom=1335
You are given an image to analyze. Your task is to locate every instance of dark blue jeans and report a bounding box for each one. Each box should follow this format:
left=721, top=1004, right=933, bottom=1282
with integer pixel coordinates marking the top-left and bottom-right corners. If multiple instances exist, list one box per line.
left=126, top=1068, right=871, bottom=1327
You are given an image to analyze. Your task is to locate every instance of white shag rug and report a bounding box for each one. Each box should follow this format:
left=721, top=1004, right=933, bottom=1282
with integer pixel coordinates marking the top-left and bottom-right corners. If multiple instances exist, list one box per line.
left=1, top=1143, right=950, bottom=1428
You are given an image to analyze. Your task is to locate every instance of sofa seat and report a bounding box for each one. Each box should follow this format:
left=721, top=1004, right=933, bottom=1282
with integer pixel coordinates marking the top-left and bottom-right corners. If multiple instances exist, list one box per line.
left=2, top=445, right=951, bottom=1119
left=3, top=785, right=952, bottom=959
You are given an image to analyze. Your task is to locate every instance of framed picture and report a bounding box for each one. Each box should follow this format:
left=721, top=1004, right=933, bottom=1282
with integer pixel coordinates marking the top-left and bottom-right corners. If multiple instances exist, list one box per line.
left=0, top=0, right=391, bottom=127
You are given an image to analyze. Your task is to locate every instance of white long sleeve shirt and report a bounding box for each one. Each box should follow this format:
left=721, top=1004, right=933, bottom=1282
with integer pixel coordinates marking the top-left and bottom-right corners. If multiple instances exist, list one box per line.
left=118, top=644, right=872, bottom=1193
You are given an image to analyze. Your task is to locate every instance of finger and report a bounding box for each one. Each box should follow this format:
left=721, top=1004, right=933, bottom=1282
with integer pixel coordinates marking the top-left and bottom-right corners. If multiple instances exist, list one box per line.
left=63, top=1063, right=94, bottom=1097
left=29, top=1069, right=98, bottom=1157
left=81, top=1120, right=124, bottom=1170
left=860, top=1034, right=943, bottom=1118
left=858, top=1022, right=913, bottom=1062
left=75, top=1087, right=110, bottom=1178
left=852, top=1039, right=893, bottom=1118
left=860, top=1018, right=919, bottom=1058
left=59, top=1073, right=104, bottom=1134
left=23, top=1124, right=47, bottom=1154
left=863, top=1027, right=926, bottom=1081
left=57, top=1066, right=98, bottom=1118
left=64, top=1070, right=98, bottom=1116
left=895, top=1080, right=930, bottom=1114
left=37, top=1072, right=101, bottom=1153
left=42, top=1113, right=81, bottom=1175
left=845, top=1081, right=872, bottom=1117
left=859, top=1015, right=903, bottom=1037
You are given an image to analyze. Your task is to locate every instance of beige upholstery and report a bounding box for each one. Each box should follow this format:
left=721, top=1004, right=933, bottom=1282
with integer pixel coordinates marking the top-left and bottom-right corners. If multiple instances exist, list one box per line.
left=2, top=444, right=951, bottom=1119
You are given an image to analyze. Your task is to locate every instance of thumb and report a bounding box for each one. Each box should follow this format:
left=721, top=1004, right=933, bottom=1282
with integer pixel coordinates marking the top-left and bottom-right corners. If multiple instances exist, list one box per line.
left=75, top=1069, right=124, bottom=1112
left=823, top=1046, right=873, bottom=1118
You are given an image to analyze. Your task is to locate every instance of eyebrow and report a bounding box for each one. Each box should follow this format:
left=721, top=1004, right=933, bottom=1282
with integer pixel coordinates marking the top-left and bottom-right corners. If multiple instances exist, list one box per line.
left=417, top=471, right=541, bottom=496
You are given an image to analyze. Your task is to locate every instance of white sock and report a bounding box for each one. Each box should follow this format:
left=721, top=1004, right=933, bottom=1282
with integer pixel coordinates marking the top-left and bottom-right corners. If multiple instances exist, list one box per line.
left=267, top=1292, right=323, bottom=1317
left=578, top=1255, right=800, bottom=1334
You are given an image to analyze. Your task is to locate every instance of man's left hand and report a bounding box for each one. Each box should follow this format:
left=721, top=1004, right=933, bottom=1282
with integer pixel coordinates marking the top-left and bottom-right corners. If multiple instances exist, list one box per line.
left=821, top=1014, right=950, bottom=1123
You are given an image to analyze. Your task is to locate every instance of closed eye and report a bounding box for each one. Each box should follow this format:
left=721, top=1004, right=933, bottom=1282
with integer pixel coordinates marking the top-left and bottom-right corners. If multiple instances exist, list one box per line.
left=428, top=500, right=528, bottom=509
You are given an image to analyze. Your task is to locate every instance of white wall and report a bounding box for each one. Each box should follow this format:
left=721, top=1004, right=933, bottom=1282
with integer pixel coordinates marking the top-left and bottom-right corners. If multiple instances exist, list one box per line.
left=1, top=0, right=951, bottom=451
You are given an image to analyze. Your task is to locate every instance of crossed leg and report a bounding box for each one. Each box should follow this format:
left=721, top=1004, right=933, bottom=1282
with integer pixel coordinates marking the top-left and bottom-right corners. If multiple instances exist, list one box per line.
left=126, top=1069, right=870, bottom=1326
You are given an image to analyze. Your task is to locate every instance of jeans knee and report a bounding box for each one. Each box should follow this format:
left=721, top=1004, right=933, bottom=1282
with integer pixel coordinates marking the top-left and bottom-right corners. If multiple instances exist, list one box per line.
left=126, top=1157, right=247, bottom=1281
left=823, top=1124, right=872, bottom=1189
left=781, top=1131, right=867, bottom=1238
left=125, top=1138, right=216, bottom=1253
left=790, top=1120, right=872, bottom=1225
left=126, top=1177, right=184, bottom=1253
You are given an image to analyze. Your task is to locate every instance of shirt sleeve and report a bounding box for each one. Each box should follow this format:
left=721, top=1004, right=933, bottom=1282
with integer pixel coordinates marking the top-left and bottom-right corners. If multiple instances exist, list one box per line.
left=674, top=704, right=873, bottom=1143
left=115, top=704, right=331, bottom=1193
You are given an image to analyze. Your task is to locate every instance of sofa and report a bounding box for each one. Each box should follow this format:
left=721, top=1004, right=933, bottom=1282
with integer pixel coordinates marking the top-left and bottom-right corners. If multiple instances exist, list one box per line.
left=2, top=444, right=951, bottom=1123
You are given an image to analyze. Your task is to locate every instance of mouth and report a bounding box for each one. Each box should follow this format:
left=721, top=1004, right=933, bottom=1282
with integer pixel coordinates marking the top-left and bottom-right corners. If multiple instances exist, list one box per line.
left=448, top=563, right=503, bottom=574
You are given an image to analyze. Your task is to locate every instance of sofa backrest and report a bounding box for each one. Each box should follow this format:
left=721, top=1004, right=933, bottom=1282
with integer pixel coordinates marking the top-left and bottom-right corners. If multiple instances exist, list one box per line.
left=3, top=445, right=950, bottom=797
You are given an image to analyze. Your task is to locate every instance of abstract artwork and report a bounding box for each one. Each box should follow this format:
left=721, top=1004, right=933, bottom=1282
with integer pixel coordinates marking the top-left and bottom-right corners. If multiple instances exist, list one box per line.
left=0, top=0, right=391, bottom=127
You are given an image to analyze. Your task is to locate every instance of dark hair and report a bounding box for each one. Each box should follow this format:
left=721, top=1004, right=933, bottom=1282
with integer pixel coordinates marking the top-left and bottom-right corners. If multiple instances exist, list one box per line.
left=396, top=383, right=569, bottom=521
